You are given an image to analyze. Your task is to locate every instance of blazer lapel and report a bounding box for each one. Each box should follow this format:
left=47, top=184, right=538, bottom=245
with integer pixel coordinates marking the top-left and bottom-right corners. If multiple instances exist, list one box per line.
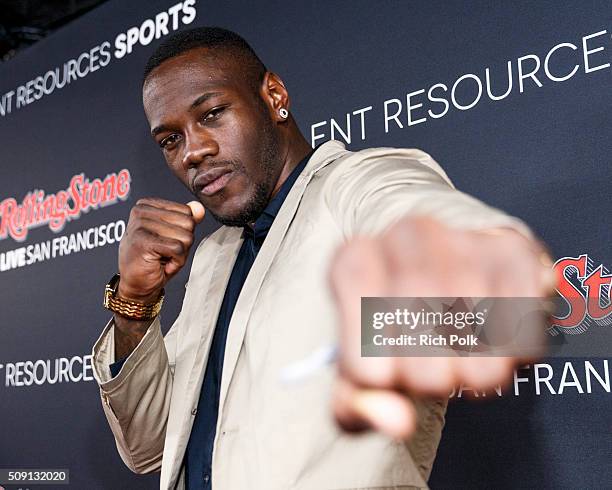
left=165, top=226, right=243, bottom=489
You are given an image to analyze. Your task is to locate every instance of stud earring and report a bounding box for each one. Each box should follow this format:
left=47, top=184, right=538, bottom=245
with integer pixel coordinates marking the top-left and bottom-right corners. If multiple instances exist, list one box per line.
left=279, top=108, right=289, bottom=119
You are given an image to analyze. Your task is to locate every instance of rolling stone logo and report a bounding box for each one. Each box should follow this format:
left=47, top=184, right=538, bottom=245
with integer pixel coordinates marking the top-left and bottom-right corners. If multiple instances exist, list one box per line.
left=552, top=254, right=612, bottom=335
left=0, top=169, right=130, bottom=242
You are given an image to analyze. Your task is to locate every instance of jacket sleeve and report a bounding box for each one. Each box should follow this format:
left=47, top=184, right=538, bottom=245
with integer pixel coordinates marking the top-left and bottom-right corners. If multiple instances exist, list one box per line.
left=324, top=147, right=533, bottom=238
left=91, top=315, right=179, bottom=474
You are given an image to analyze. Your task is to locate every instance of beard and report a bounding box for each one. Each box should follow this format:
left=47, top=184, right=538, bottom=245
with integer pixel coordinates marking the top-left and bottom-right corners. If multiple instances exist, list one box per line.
left=209, top=179, right=270, bottom=227
left=207, top=113, right=282, bottom=228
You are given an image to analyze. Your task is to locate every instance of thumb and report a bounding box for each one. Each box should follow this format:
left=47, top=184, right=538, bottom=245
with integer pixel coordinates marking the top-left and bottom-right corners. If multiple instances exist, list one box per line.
left=187, top=200, right=206, bottom=224
left=351, top=389, right=416, bottom=439
left=333, top=378, right=416, bottom=439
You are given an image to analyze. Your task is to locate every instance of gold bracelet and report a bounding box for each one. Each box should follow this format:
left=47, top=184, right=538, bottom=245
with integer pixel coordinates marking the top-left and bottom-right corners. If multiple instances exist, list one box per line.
left=103, top=274, right=164, bottom=321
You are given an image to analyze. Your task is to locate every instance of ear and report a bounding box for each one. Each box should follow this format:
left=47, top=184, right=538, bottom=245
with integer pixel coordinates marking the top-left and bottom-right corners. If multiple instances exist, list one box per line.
left=260, top=71, right=290, bottom=122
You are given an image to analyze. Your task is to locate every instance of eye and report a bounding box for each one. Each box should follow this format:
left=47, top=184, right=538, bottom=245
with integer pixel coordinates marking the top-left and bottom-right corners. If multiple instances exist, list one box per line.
left=159, top=133, right=181, bottom=149
left=201, top=106, right=226, bottom=123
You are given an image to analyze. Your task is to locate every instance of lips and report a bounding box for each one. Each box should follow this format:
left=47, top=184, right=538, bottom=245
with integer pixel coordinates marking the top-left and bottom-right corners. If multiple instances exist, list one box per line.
left=193, top=167, right=233, bottom=196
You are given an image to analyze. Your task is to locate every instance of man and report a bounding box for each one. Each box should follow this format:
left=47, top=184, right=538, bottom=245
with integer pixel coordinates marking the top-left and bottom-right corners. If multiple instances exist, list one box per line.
left=92, top=27, right=554, bottom=489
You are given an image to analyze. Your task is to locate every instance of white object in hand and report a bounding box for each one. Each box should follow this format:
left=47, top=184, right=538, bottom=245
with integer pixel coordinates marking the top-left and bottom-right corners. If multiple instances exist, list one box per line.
left=279, top=344, right=338, bottom=385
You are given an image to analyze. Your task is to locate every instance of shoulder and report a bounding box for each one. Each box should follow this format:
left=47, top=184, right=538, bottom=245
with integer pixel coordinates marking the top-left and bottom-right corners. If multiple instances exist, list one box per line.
left=319, top=142, right=454, bottom=188
left=316, top=144, right=455, bottom=213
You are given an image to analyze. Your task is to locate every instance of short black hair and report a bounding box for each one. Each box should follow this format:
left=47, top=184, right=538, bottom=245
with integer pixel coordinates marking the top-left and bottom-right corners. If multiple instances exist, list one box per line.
left=143, top=26, right=267, bottom=93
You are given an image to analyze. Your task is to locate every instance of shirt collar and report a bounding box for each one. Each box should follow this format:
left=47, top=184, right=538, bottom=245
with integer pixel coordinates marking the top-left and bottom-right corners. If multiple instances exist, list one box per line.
left=242, top=149, right=314, bottom=244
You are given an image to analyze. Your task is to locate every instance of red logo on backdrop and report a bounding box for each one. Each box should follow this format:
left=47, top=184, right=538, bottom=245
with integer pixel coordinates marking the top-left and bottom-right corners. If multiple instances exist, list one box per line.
left=551, top=254, right=612, bottom=335
left=0, top=169, right=131, bottom=242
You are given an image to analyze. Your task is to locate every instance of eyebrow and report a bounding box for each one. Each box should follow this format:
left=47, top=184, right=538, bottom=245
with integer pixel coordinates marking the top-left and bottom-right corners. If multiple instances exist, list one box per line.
left=151, top=91, right=223, bottom=136
left=189, top=92, right=223, bottom=111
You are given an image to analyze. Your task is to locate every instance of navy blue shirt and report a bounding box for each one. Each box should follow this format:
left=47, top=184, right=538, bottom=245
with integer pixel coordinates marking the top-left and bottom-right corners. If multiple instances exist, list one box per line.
left=111, top=151, right=311, bottom=489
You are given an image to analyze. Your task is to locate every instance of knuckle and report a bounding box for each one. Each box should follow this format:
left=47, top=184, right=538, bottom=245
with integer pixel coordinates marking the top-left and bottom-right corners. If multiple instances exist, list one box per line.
left=183, top=216, right=196, bottom=231
left=130, top=203, right=149, bottom=220
left=169, top=239, right=185, bottom=256
left=175, top=213, right=194, bottom=230
left=402, top=215, right=441, bottom=235
left=135, top=197, right=154, bottom=207
left=183, top=233, right=194, bottom=248
left=131, top=218, right=151, bottom=236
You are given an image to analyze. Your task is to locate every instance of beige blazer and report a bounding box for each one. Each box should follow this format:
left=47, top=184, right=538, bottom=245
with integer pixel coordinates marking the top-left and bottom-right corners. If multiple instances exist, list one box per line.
left=92, top=140, right=530, bottom=490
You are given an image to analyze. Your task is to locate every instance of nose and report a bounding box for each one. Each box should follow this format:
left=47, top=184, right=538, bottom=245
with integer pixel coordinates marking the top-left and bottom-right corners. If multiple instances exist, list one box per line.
left=181, top=127, right=219, bottom=169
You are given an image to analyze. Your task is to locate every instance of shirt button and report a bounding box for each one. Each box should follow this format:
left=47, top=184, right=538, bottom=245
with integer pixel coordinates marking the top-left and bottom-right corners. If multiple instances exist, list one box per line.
left=191, top=408, right=197, bottom=416
left=203, top=474, right=210, bottom=483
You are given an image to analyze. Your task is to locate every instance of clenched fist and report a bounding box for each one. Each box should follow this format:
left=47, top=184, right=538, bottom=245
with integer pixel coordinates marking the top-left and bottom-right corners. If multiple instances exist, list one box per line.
left=118, top=197, right=205, bottom=303
left=112, top=197, right=204, bottom=360
left=328, top=216, right=555, bottom=439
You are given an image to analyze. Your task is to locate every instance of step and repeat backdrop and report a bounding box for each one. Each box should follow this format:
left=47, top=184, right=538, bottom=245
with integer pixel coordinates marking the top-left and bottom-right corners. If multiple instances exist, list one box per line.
left=0, top=1, right=610, bottom=488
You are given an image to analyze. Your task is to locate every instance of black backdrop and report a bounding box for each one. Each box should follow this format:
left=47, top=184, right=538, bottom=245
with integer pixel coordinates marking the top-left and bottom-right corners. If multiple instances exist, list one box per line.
left=0, top=1, right=610, bottom=488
